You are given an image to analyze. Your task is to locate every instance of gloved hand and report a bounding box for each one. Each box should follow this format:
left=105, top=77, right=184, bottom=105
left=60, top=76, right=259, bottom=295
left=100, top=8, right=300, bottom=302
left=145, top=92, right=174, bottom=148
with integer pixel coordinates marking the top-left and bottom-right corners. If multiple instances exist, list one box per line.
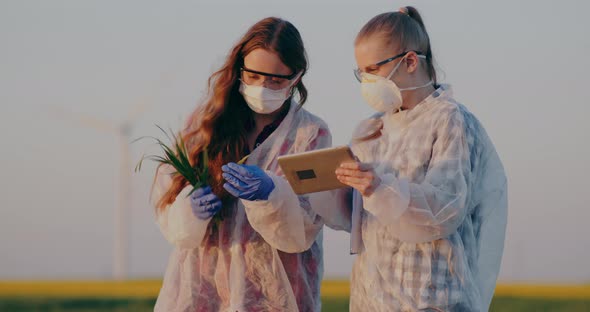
left=222, top=162, right=275, bottom=201
left=190, top=186, right=222, bottom=220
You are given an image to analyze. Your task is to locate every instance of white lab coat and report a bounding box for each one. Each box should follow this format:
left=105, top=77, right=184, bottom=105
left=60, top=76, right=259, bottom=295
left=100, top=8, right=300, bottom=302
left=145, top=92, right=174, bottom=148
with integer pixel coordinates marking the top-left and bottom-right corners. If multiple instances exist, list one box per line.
left=152, top=100, right=344, bottom=312
left=341, top=85, right=507, bottom=311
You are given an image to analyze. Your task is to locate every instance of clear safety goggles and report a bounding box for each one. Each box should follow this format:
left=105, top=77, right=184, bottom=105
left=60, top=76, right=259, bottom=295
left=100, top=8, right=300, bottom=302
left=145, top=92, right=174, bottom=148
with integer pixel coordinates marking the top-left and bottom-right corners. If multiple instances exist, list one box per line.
left=353, top=50, right=425, bottom=82
left=240, top=67, right=300, bottom=90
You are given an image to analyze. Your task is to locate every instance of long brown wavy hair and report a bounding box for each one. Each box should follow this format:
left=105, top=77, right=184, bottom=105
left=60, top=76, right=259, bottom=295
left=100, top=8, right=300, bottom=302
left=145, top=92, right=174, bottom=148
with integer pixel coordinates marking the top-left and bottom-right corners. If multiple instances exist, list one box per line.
left=155, top=17, right=308, bottom=212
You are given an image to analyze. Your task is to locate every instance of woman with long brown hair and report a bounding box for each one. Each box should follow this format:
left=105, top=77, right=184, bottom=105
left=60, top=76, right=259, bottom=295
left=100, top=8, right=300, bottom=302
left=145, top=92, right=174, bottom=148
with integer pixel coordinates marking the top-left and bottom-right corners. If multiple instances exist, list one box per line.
left=151, top=17, right=342, bottom=312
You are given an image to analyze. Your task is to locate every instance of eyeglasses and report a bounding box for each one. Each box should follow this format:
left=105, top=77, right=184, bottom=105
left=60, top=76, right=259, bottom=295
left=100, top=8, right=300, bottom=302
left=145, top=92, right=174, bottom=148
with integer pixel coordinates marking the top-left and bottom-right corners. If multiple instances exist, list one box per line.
left=240, top=67, right=299, bottom=90
left=353, top=50, right=425, bottom=82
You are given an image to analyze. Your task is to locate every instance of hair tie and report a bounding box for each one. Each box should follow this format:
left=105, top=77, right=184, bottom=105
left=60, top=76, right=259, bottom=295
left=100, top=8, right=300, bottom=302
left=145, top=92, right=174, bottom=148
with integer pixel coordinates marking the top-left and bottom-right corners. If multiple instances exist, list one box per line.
left=398, top=7, right=408, bottom=15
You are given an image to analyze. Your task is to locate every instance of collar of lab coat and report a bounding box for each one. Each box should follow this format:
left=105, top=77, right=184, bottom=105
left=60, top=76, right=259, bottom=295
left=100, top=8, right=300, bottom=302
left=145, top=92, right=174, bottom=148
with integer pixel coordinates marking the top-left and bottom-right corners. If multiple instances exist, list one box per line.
left=382, top=84, right=453, bottom=132
left=244, top=98, right=298, bottom=170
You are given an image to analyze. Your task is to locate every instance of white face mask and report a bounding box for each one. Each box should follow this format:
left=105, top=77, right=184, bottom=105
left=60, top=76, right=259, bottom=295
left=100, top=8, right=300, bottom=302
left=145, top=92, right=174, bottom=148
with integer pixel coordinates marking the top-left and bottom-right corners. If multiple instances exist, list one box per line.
left=239, top=74, right=300, bottom=114
left=360, top=55, right=432, bottom=113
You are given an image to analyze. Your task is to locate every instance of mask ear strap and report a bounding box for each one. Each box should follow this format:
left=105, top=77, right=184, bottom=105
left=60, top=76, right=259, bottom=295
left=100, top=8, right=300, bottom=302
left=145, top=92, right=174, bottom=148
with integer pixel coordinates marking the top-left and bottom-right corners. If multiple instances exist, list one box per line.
left=288, top=71, right=303, bottom=96
left=399, top=80, right=433, bottom=91
left=386, top=55, right=406, bottom=80
left=289, top=71, right=303, bottom=87
left=387, top=53, right=427, bottom=80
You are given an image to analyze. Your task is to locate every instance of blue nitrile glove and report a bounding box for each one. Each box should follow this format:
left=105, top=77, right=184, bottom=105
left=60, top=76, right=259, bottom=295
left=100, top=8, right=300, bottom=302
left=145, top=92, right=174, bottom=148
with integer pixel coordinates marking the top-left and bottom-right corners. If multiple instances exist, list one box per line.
left=221, top=163, right=275, bottom=201
left=190, top=186, right=222, bottom=220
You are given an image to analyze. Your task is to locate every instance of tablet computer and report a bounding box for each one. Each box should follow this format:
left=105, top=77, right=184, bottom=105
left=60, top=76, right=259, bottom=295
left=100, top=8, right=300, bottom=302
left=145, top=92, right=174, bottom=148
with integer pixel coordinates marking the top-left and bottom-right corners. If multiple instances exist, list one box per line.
left=277, top=145, right=355, bottom=195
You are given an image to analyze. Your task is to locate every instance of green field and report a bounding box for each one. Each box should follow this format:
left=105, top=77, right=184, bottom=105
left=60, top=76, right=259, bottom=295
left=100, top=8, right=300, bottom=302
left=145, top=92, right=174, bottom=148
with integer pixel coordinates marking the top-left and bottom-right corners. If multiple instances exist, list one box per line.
left=1, top=281, right=588, bottom=311
left=0, top=297, right=589, bottom=312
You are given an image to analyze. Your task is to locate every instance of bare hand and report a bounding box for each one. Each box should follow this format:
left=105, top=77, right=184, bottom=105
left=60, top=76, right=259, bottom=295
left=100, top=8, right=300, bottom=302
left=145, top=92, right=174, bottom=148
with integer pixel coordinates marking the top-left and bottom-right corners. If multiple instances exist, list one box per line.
left=335, top=161, right=381, bottom=196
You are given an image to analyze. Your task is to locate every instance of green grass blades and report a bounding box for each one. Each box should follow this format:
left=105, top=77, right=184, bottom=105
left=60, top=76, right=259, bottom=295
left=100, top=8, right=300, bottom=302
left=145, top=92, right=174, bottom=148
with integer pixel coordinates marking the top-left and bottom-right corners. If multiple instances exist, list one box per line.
left=133, top=126, right=227, bottom=223
left=237, top=154, right=249, bottom=165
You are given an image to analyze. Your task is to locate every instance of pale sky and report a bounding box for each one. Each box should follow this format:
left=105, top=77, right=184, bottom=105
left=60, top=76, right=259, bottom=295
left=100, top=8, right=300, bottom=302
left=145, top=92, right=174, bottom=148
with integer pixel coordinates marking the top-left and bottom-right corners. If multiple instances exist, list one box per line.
left=1, top=0, right=589, bottom=282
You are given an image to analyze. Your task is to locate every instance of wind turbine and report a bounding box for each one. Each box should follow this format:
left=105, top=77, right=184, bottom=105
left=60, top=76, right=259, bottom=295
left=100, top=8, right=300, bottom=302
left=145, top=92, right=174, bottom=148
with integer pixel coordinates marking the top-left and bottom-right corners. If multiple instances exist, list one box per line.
left=49, top=71, right=175, bottom=280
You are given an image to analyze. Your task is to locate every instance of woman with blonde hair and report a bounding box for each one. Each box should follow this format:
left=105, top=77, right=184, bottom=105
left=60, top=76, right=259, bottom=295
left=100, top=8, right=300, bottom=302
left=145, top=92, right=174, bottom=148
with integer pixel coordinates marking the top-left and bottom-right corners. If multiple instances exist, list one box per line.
left=336, top=6, right=508, bottom=311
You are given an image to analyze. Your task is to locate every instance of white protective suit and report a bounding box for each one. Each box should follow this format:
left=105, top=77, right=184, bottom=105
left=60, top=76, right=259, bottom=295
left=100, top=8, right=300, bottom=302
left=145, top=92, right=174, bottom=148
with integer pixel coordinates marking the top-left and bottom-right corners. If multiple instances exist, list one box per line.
left=346, top=85, right=508, bottom=312
left=152, top=99, right=350, bottom=312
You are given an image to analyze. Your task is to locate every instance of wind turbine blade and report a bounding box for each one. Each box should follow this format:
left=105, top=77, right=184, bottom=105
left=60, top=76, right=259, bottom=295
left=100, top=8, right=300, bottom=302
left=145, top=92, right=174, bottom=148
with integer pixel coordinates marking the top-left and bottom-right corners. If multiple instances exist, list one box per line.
left=48, top=106, right=118, bottom=133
